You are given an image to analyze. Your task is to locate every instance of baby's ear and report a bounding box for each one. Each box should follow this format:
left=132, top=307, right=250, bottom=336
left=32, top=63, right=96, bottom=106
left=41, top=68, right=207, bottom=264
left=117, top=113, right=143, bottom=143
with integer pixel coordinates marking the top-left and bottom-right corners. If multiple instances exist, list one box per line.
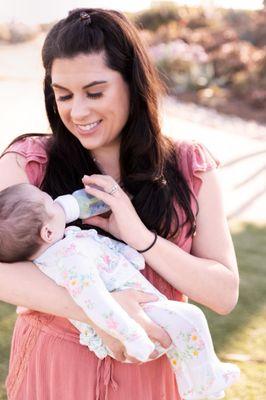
left=40, top=224, right=54, bottom=243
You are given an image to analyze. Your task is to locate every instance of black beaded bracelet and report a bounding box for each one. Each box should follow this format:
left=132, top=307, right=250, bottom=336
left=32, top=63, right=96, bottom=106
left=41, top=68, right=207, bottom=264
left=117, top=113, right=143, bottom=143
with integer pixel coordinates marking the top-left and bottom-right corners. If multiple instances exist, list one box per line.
left=137, top=231, right=158, bottom=253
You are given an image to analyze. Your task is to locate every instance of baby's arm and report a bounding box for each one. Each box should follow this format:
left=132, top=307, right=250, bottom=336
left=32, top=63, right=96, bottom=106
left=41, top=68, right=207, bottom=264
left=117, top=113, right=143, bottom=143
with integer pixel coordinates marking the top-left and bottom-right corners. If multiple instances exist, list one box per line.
left=35, top=239, right=154, bottom=362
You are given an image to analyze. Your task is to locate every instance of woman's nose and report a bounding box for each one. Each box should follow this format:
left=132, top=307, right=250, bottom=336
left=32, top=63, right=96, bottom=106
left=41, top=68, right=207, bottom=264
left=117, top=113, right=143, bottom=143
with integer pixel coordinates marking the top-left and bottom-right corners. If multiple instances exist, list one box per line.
left=70, top=97, right=91, bottom=122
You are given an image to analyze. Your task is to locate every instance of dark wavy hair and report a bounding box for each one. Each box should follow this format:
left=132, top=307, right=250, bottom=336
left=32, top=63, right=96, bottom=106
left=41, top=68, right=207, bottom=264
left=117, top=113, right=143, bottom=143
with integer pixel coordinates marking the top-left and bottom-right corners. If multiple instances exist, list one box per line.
left=7, top=8, right=198, bottom=239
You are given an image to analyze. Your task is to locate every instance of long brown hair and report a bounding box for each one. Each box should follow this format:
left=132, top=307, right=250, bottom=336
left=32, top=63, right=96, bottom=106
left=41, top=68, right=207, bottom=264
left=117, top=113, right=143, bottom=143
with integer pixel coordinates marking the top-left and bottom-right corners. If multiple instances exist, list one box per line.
left=9, top=8, right=198, bottom=239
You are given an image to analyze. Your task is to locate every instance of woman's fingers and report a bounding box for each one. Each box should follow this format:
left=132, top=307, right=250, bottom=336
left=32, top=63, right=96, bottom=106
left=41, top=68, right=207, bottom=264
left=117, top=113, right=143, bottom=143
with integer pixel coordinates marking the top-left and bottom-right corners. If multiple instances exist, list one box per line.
left=109, top=343, right=127, bottom=362
left=132, top=291, right=172, bottom=348
left=83, top=174, right=118, bottom=188
left=82, top=174, right=148, bottom=247
left=135, top=308, right=172, bottom=349
left=82, top=215, right=109, bottom=231
left=82, top=174, right=125, bottom=199
left=134, top=291, right=159, bottom=304
left=92, top=325, right=127, bottom=362
left=84, top=184, right=115, bottom=206
left=112, top=290, right=172, bottom=350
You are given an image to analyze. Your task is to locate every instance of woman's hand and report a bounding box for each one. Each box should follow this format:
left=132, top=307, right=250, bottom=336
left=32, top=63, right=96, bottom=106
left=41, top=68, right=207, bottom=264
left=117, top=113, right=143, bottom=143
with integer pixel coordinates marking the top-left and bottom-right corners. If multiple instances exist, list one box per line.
left=82, top=174, right=154, bottom=250
left=90, top=325, right=134, bottom=363
left=91, top=289, right=171, bottom=363
left=111, top=289, right=171, bottom=348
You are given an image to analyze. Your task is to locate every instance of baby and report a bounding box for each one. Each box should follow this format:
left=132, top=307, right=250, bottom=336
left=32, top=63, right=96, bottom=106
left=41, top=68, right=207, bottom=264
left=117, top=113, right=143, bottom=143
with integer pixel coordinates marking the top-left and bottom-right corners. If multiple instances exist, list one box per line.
left=0, top=183, right=240, bottom=400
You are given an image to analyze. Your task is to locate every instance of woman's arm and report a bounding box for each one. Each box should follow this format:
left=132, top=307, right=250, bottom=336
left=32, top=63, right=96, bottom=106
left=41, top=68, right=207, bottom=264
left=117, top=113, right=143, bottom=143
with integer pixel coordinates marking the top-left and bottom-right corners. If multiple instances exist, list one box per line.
left=83, top=170, right=239, bottom=316
left=132, top=169, right=239, bottom=315
left=0, top=260, right=91, bottom=321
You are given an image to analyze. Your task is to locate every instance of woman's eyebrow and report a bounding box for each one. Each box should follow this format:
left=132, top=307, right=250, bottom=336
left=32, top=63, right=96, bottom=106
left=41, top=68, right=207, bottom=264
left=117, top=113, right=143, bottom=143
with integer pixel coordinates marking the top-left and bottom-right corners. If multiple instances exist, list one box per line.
left=51, top=80, right=107, bottom=90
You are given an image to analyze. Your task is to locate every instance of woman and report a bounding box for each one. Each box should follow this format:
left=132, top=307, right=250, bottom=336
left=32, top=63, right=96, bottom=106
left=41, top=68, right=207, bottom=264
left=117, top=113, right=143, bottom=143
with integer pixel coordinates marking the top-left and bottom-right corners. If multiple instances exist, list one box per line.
left=0, top=8, right=239, bottom=400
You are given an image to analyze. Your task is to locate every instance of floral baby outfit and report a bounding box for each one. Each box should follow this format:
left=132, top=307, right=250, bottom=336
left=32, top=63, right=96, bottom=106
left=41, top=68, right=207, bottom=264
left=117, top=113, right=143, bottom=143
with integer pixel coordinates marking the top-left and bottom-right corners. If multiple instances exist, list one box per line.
left=34, top=226, right=240, bottom=400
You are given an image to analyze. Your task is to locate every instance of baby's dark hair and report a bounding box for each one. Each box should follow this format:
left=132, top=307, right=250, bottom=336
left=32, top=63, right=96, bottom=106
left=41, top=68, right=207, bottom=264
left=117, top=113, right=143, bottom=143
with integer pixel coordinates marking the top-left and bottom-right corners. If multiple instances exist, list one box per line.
left=0, top=183, right=49, bottom=262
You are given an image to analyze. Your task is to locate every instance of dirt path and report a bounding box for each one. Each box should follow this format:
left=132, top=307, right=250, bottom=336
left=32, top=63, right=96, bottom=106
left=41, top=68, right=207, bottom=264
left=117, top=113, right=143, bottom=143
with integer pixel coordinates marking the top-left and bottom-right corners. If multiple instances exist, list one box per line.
left=161, top=97, right=266, bottom=222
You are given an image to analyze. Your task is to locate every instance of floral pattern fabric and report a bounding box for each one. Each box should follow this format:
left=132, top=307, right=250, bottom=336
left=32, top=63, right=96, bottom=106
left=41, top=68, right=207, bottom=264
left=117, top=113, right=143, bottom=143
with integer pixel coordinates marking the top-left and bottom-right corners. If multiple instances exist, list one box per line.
left=34, top=227, right=239, bottom=399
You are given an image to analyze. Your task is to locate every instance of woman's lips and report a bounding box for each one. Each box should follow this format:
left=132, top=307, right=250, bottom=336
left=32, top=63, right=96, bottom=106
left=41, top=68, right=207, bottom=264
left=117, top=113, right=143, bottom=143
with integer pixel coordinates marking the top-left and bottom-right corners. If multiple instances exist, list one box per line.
left=75, top=119, right=102, bottom=135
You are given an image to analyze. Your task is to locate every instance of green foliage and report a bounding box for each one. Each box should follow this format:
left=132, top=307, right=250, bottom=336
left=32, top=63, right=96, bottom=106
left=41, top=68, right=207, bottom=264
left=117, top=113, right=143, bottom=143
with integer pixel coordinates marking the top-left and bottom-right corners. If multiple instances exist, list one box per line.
left=0, top=303, right=16, bottom=400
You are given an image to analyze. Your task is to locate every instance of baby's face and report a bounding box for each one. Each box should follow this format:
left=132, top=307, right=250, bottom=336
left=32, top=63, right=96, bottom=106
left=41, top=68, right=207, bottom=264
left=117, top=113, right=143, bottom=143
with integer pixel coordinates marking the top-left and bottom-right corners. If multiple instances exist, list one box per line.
left=41, top=191, right=66, bottom=242
left=28, top=185, right=66, bottom=242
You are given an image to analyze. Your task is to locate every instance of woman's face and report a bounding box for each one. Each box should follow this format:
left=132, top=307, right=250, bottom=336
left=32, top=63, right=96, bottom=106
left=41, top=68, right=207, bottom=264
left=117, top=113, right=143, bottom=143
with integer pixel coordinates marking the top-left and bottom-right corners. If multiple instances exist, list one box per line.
left=51, top=52, right=130, bottom=152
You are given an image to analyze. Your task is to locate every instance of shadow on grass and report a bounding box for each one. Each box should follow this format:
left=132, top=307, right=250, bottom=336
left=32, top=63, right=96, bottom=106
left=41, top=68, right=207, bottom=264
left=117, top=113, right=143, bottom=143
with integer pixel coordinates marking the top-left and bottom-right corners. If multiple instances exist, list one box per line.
left=195, top=221, right=266, bottom=354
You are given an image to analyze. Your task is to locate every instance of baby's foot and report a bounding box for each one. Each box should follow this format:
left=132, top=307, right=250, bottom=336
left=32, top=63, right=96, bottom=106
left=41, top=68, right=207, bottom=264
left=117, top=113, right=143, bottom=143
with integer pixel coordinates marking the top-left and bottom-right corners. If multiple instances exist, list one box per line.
left=217, top=362, right=240, bottom=390
left=179, top=362, right=240, bottom=400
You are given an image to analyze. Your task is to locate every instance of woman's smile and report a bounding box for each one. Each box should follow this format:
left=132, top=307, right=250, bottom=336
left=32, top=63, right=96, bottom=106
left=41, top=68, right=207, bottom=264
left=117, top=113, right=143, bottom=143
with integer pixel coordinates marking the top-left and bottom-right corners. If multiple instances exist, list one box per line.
left=74, top=119, right=103, bottom=135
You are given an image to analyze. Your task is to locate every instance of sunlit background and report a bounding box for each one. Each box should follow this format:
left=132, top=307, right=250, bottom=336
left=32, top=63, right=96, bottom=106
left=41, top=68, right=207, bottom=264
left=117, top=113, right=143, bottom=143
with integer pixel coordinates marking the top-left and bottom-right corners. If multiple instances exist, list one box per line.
left=0, top=0, right=264, bottom=24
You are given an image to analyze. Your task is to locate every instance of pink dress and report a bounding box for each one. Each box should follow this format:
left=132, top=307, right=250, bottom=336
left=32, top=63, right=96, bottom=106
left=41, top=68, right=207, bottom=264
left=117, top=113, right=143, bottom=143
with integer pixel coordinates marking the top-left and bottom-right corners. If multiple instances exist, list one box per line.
left=3, top=136, right=219, bottom=400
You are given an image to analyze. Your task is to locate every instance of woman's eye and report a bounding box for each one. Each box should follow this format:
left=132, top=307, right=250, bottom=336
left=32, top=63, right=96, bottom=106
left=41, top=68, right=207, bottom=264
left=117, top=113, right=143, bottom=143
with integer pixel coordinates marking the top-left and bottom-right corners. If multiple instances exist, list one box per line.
left=87, top=92, right=103, bottom=99
left=57, top=92, right=103, bottom=102
left=57, top=94, right=72, bottom=102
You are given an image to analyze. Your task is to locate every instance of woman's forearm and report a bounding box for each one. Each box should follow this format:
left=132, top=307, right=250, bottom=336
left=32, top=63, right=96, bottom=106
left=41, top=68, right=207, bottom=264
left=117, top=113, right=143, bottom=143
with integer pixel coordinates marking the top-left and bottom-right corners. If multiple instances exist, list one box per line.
left=131, top=170, right=239, bottom=315
left=0, top=261, right=89, bottom=323
left=0, top=260, right=171, bottom=352
left=139, top=233, right=239, bottom=315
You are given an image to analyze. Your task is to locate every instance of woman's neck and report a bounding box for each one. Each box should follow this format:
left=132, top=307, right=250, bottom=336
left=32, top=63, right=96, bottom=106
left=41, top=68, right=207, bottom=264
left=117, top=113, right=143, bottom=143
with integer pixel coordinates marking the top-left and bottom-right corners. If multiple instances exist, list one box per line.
left=91, top=142, right=121, bottom=182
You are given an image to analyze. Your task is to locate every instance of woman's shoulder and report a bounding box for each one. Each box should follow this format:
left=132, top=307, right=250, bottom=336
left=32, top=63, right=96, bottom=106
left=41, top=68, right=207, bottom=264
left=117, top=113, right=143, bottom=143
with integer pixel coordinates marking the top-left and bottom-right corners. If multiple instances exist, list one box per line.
left=3, top=134, right=50, bottom=159
left=1, top=134, right=50, bottom=187
left=174, top=138, right=220, bottom=172
left=173, top=138, right=220, bottom=196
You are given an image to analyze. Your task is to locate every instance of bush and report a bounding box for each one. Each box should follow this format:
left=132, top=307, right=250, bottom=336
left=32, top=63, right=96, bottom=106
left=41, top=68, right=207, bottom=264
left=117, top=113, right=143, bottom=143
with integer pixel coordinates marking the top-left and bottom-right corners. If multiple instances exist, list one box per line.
left=0, top=23, right=40, bottom=44
left=137, top=5, right=266, bottom=119
left=225, top=9, right=266, bottom=48
left=149, top=39, right=214, bottom=92
left=133, top=5, right=181, bottom=32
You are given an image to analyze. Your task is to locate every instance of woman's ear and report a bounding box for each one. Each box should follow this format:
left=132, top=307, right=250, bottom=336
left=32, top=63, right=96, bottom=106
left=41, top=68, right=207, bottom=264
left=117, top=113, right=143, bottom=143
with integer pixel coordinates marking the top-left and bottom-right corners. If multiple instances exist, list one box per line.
left=40, top=224, right=54, bottom=243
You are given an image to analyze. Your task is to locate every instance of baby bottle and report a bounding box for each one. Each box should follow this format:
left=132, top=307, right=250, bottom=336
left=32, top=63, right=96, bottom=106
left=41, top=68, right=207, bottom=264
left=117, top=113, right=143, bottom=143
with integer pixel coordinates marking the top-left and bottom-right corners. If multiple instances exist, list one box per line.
left=54, top=188, right=110, bottom=223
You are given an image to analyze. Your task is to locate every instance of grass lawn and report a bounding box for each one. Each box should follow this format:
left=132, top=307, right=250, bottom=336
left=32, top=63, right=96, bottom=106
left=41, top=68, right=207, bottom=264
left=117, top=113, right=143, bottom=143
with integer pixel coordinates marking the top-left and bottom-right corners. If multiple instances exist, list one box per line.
left=0, top=221, right=265, bottom=399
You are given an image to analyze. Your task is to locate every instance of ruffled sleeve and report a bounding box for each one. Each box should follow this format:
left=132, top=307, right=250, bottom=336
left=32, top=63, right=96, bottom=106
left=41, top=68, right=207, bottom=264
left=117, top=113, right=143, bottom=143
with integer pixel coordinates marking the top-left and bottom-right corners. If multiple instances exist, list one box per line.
left=177, top=139, right=220, bottom=197
left=1, top=135, right=49, bottom=187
